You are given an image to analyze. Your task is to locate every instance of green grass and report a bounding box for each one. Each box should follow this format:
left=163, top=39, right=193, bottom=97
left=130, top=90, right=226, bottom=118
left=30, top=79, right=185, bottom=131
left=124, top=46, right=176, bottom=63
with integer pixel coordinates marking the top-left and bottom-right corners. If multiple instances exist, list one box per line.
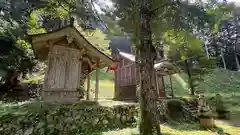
left=90, top=121, right=240, bottom=135
left=87, top=67, right=114, bottom=98
left=23, top=67, right=115, bottom=98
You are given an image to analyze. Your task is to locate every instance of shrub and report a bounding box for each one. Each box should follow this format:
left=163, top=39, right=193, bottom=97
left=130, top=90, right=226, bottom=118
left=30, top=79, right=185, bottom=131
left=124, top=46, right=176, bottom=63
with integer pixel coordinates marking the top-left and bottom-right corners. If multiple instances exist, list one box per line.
left=166, top=99, right=184, bottom=119
left=0, top=101, right=138, bottom=135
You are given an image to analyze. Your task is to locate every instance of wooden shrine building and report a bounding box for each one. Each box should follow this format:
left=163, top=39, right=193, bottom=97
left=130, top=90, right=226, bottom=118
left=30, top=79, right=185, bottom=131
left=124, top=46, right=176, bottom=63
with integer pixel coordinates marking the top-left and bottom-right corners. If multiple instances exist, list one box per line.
left=108, top=36, right=180, bottom=101
left=29, top=25, right=113, bottom=103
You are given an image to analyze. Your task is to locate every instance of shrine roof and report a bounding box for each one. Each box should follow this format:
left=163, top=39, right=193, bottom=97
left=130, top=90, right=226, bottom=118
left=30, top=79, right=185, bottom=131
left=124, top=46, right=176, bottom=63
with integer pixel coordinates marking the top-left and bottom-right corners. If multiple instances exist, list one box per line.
left=154, top=61, right=181, bottom=76
left=111, top=51, right=181, bottom=76
left=29, top=25, right=113, bottom=68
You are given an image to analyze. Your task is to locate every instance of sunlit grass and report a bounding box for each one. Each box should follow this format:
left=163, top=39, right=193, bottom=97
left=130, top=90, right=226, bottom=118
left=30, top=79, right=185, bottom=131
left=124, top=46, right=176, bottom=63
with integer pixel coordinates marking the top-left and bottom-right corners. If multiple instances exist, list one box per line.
left=99, top=121, right=240, bottom=135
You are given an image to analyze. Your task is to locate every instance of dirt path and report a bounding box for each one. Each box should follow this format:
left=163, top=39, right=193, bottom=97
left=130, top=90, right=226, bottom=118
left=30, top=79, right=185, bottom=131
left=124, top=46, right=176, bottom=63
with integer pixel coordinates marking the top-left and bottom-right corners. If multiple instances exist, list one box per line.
left=216, top=120, right=240, bottom=127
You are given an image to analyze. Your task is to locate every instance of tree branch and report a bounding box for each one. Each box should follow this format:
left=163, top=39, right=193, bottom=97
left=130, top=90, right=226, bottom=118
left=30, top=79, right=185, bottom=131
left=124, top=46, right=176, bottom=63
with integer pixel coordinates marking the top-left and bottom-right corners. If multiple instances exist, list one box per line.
left=151, top=0, right=181, bottom=15
left=57, top=0, right=70, bottom=12
left=151, top=3, right=169, bottom=14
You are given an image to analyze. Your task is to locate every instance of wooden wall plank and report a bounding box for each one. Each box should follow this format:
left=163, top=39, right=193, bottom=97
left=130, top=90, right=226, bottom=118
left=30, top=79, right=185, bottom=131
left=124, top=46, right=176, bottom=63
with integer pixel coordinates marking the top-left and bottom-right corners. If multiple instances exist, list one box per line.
left=65, top=48, right=81, bottom=89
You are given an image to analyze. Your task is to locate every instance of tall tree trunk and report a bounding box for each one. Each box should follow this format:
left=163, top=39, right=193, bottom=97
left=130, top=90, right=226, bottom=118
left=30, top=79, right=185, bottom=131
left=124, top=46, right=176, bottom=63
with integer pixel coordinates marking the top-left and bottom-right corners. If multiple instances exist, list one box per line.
left=220, top=48, right=227, bottom=69
left=234, top=46, right=240, bottom=71
left=204, top=39, right=210, bottom=59
left=184, top=60, right=194, bottom=95
left=138, top=0, right=161, bottom=134
left=233, top=18, right=240, bottom=71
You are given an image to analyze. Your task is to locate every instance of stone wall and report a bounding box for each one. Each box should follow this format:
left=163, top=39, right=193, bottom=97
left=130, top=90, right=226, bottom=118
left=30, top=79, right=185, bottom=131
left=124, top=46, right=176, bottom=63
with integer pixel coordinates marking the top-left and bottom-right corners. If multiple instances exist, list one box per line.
left=0, top=101, right=138, bottom=135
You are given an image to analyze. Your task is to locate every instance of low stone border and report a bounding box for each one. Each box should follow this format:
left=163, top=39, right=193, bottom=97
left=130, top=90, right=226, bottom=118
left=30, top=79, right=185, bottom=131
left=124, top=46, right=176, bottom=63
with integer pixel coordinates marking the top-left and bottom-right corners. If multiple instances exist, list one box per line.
left=0, top=101, right=138, bottom=135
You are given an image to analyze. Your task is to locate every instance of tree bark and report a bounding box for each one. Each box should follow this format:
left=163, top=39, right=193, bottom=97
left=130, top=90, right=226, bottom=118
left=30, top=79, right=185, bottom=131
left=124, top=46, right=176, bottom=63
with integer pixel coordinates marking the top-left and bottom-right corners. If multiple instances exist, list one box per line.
left=138, top=0, right=161, bottom=134
left=220, top=49, right=227, bottom=69
left=184, top=60, right=194, bottom=95
left=234, top=46, right=240, bottom=71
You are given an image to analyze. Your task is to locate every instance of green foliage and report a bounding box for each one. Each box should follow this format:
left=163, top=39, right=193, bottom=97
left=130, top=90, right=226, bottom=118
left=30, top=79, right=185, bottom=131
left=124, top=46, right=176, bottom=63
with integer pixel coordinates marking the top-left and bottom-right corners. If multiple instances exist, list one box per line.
left=166, top=99, right=184, bottom=119
left=164, top=30, right=203, bottom=59
left=0, top=1, right=48, bottom=79
left=0, top=101, right=138, bottom=135
left=0, top=37, right=35, bottom=78
left=77, top=86, right=85, bottom=99
left=39, top=0, right=70, bottom=19
left=80, top=28, right=111, bottom=56
left=206, top=3, right=234, bottom=33
left=28, top=11, right=46, bottom=35
left=164, top=29, right=216, bottom=95
left=100, top=15, right=124, bottom=36
left=164, top=69, right=240, bottom=119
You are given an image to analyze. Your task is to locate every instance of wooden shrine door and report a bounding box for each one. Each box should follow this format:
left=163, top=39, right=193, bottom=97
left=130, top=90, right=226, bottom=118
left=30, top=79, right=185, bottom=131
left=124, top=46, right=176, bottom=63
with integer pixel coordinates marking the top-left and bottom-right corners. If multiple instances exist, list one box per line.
left=42, top=45, right=82, bottom=103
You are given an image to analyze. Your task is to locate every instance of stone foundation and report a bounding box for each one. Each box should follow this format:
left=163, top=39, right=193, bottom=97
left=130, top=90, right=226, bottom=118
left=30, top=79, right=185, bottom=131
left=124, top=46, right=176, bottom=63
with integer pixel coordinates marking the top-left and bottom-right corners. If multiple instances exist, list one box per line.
left=0, top=100, right=138, bottom=135
left=41, top=89, right=80, bottom=103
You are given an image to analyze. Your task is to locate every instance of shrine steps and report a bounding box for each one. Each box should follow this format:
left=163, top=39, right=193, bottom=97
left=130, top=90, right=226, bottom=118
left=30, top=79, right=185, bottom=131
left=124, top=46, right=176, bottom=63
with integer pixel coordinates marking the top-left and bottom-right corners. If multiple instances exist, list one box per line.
left=182, top=102, right=199, bottom=121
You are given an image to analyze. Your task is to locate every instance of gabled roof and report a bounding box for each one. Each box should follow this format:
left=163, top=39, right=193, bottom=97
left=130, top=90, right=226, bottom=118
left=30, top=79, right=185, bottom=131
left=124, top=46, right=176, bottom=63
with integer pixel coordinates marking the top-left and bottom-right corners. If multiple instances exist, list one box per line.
left=29, top=25, right=113, bottom=68
left=117, top=51, right=180, bottom=75
left=119, top=51, right=135, bottom=62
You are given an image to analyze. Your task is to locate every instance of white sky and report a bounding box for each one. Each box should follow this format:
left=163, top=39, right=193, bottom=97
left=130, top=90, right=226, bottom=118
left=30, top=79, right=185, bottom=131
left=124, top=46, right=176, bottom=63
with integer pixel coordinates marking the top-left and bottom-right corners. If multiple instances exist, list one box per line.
left=95, top=0, right=240, bottom=14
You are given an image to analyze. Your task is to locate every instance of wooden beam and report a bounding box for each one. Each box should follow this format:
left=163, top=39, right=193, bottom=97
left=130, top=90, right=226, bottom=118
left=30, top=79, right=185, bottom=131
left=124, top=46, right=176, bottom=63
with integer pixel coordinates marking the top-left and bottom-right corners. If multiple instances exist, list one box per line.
left=87, top=74, right=91, bottom=100
left=95, top=59, right=100, bottom=100
left=83, top=56, right=93, bottom=70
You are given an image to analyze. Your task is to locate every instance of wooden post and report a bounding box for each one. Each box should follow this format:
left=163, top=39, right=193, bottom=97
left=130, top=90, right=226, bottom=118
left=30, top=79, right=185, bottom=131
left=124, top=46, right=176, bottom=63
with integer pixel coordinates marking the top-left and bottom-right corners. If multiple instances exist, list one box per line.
left=169, top=75, right=174, bottom=97
left=155, top=74, right=159, bottom=97
left=86, top=74, right=91, bottom=100
left=95, top=60, right=100, bottom=100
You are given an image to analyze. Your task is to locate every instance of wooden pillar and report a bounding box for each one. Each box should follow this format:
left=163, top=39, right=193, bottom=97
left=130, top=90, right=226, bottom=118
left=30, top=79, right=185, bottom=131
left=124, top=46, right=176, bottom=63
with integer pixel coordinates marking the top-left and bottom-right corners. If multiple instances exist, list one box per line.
left=95, top=60, right=100, bottom=100
left=169, top=75, right=174, bottom=97
left=155, top=73, right=159, bottom=97
left=86, top=74, right=91, bottom=100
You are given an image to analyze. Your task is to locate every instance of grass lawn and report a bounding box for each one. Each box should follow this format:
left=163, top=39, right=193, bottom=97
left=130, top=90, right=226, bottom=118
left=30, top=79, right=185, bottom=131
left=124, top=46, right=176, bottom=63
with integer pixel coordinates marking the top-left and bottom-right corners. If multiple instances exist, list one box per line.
left=92, top=121, right=240, bottom=135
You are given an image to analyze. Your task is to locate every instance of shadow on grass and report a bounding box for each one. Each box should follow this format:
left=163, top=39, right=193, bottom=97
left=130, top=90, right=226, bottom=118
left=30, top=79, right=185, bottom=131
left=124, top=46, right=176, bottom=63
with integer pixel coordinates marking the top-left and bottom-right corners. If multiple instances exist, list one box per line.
left=131, top=133, right=174, bottom=135
left=165, top=121, right=206, bottom=131
left=83, top=132, right=104, bottom=135
left=208, top=126, right=231, bottom=135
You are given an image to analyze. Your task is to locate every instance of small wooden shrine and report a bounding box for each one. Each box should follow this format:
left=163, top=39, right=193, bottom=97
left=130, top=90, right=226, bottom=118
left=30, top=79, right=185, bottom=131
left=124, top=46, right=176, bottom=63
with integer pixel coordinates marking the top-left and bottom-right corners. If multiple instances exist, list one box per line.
left=29, top=25, right=113, bottom=103
left=108, top=36, right=180, bottom=101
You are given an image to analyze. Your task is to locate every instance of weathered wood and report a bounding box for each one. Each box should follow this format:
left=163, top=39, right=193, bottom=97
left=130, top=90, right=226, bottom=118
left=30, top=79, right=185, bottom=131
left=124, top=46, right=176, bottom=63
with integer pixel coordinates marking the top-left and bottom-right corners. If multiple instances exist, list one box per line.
left=42, top=45, right=84, bottom=103
left=65, top=48, right=81, bottom=89
left=169, top=75, right=174, bottom=97
left=87, top=74, right=91, bottom=100
left=30, top=26, right=114, bottom=103
left=157, top=76, right=165, bottom=97
left=45, top=46, right=68, bottom=89
left=77, top=60, right=83, bottom=87
left=95, top=59, right=100, bottom=100
left=30, top=26, right=113, bottom=68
